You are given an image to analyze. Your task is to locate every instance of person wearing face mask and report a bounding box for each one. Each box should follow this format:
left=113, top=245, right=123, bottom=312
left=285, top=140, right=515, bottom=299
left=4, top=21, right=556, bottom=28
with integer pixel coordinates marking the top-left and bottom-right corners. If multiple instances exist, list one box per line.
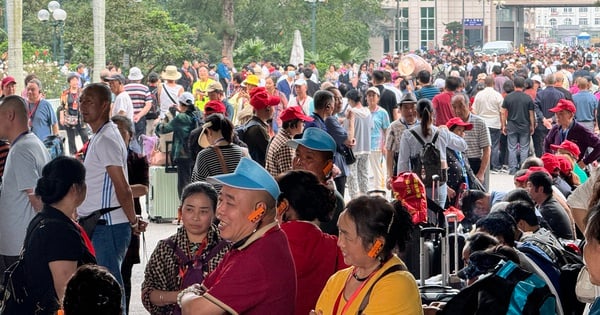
left=277, top=64, right=298, bottom=101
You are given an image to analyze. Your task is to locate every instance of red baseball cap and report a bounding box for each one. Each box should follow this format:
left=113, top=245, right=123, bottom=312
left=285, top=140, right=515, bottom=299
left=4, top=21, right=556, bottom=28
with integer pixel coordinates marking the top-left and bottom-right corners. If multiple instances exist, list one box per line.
left=540, top=153, right=560, bottom=173
left=446, top=117, right=473, bottom=130
left=516, top=166, right=550, bottom=182
left=555, top=155, right=573, bottom=175
left=250, top=87, right=280, bottom=110
left=204, top=100, right=226, bottom=115
left=550, top=140, right=581, bottom=158
left=1, top=76, right=16, bottom=88
left=549, top=99, right=576, bottom=114
left=280, top=106, right=313, bottom=122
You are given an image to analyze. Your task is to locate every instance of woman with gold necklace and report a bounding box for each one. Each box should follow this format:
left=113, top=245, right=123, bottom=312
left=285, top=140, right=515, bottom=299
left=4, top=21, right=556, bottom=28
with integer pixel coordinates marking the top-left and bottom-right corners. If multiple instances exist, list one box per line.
left=313, top=196, right=423, bottom=315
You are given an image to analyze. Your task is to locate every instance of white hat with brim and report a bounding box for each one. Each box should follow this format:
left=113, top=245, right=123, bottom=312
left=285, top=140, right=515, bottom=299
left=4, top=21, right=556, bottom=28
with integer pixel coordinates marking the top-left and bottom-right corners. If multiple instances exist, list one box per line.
left=161, top=65, right=182, bottom=81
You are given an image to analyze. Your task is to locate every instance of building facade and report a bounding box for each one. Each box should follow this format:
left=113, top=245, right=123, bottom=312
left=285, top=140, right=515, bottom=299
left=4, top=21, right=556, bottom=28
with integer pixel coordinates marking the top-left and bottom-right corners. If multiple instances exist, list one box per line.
left=368, top=0, right=591, bottom=58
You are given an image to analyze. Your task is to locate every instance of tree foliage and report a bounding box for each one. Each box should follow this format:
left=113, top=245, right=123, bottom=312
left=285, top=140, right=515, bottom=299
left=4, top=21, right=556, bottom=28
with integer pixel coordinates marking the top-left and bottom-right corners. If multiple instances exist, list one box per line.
left=442, top=21, right=466, bottom=49
left=18, top=0, right=385, bottom=74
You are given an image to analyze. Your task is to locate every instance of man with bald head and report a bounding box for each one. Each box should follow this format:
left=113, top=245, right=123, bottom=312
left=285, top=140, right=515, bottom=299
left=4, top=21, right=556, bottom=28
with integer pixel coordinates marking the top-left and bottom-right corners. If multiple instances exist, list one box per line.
left=0, top=95, right=50, bottom=280
left=553, top=71, right=573, bottom=101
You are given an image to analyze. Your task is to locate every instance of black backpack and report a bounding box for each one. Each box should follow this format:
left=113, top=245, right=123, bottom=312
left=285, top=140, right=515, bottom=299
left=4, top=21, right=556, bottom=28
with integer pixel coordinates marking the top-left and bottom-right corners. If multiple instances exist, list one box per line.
left=234, top=119, right=261, bottom=145
left=145, top=86, right=159, bottom=120
left=409, top=129, right=442, bottom=187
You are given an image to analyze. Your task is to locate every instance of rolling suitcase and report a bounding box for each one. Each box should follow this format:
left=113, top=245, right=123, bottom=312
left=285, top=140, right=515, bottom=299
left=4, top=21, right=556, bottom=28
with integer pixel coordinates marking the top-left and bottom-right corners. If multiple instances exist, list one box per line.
left=420, top=227, right=460, bottom=305
left=148, top=166, right=179, bottom=222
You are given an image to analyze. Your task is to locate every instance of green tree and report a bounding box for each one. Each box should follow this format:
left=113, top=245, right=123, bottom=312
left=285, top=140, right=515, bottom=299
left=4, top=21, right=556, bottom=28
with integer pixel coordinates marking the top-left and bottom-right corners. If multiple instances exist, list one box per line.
left=442, top=21, right=466, bottom=49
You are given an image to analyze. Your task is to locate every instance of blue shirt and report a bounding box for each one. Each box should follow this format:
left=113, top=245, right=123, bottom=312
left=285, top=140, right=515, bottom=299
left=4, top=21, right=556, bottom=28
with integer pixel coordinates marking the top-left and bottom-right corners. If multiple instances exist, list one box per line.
left=370, top=107, right=390, bottom=151
left=216, top=62, right=231, bottom=81
left=572, top=90, right=597, bottom=122
left=29, top=99, right=57, bottom=141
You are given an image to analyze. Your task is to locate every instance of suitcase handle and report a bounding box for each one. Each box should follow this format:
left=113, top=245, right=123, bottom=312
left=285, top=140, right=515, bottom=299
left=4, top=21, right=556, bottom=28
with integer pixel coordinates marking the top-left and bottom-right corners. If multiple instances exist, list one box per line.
left=420, top=227, right=446, bottom=238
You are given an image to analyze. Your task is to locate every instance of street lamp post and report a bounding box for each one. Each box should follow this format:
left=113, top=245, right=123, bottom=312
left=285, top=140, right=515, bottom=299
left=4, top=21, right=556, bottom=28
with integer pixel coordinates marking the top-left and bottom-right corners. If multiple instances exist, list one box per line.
left=37, top=1, right=67, bottom=65
left=305, top=0, right=325, bottom=53
left=492, top=0, right=505, bottom=41
left=398, top=15, right=408, bottom=52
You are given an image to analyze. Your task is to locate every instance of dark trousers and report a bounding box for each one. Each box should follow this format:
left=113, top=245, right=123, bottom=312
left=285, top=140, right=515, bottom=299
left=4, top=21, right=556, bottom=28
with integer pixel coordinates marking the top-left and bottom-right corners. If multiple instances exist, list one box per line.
left=120, top=233, right=139, bottom=314
left=175, top=157, right=194, bottom=198
left=334, top=175, right=347, bottom=198
left=66, top=123, right=89, bottom=155
left=532, top=124, right=549, bottom=158
left=489, top=128, right=501, bottom=170
left=499, top=133, right=508, bottom=166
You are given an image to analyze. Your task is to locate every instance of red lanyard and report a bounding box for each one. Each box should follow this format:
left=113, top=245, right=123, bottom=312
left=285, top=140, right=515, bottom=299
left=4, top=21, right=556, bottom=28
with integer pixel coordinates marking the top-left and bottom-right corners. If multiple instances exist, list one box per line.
left=332, top=269, right=377, bottom=315
left=28, top=100, right=40, bottom=120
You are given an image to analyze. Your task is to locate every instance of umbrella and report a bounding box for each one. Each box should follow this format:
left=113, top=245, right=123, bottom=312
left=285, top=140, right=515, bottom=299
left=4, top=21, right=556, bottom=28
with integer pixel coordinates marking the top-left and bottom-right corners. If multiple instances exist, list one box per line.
left=289, top=30, right=304, bottom=68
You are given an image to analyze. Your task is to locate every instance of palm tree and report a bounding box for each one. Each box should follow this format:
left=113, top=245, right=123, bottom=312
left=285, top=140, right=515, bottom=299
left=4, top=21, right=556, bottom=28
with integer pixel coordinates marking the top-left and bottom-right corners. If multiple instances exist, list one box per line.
left=7, top=0, right=24, bottom=91
left=92, top=0, right=106, bottom=83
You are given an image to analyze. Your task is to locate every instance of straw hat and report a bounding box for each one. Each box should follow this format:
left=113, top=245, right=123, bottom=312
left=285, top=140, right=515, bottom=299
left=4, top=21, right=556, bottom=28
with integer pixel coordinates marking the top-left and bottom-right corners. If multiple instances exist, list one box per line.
left=161, top=65, right=182, bottom=81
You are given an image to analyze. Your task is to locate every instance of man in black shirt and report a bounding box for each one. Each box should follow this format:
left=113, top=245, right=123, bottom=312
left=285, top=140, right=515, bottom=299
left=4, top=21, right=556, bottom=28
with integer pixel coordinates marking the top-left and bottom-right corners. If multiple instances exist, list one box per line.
left=372, top=70, right=398, bottom=121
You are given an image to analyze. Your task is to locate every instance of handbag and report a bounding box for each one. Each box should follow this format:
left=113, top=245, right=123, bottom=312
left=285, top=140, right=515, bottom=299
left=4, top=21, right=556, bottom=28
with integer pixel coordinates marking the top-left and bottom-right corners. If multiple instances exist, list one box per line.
left=64, top=111, right=79, bottom=126
left=77, top=206, right=120, bottom=238
left=340, top=145, right=356, bottom=165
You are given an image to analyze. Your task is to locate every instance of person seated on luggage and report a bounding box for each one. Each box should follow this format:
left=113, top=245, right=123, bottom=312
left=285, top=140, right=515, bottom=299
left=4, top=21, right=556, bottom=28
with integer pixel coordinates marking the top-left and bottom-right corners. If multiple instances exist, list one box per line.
left=398, top=98, right=468, bottom=209
left=445, top=117, right=480, bottom=205
left=424, top=245, right=527, bottom=315
left=142, top=181, right=230, bottom=315
left=276, top=170, right=347, bottom=315
left=179, top=157, right=297, bottom=314
left=475, top=211, right=562, bottom=311
left=505, top=201, right=563, bottom=262
left=460, top=189, right=507, bottom=231
left=460, top=232, right=500, bottom=285
left=582, top=205, right=600, bottom=313
left=11, top=156, right=96, bottom=315
left=524, top=171, right=575, bottom=240
left=287, top=127, right=344, bottom=235
left=63, top=265, right=123, bottom=315
left=313, top=196, right=423, bottom=315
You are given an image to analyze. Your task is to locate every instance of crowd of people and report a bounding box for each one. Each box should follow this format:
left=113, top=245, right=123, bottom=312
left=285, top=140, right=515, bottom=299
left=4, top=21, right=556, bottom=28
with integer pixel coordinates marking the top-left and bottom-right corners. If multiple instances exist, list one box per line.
left=4, top=44, right=600, bottom=314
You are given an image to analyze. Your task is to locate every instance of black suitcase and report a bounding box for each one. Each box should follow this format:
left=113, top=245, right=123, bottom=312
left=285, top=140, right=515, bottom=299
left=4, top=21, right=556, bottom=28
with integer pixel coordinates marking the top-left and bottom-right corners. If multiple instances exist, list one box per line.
left=419, top=227, right=460, bottom=305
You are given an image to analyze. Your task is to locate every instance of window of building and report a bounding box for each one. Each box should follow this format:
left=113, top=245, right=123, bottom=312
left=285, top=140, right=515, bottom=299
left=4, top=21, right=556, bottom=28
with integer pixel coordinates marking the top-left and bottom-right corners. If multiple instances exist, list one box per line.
left=564, top=8, right=572, bottom=13
left=549, top=18, right=557, bottom=27
left=420, top=7, right=435, bottom=49
left=581, top=18, right=588, bottom=25
left=398, top=8, right=409, bottom=52
left=580, top=7, right=588, bottom=13
left=550, top=8, right=557, bottom=13
left=595, top=18, right=600, bottom=25
left=564, top=18, right=572, bottom=25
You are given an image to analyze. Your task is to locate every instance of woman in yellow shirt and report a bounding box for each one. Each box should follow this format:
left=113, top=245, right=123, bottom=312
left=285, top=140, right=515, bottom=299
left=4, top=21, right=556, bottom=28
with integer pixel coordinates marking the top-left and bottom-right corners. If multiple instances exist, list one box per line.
left=313, top=196, right=423, bottom=315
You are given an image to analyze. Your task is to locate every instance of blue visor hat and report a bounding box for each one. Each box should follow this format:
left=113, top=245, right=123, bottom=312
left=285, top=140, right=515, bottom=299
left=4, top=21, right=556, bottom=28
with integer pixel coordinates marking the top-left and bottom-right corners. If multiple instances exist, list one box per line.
left=286, top=127, right=336, bottom=153
left=207, top=157, right=280, bottom=200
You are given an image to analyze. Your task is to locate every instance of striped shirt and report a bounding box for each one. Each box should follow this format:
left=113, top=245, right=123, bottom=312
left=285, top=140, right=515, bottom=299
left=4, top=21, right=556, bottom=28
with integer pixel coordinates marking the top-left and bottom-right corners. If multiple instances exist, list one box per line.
left=464, top=114, right=491, bottom=159
left=124, top=83, right=152, bottom=114
left=191, top=144, right=243, bottom=192
left=415, top=85, right=440, bottom=101
left=265, top=129, right=294, bottom=177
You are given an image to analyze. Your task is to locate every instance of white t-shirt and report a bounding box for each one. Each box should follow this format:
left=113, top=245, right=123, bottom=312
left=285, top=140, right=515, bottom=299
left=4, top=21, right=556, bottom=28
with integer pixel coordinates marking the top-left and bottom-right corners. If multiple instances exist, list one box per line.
left=112, top=92, right=134, bottom=122
left=78, top=122, right=129, bottom=225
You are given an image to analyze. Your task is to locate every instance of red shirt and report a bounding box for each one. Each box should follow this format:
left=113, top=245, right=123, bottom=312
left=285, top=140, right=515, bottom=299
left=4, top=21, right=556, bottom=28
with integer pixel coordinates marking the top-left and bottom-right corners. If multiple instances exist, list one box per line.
left=281, top=221, right=347, bottom=315
left=202, top=223, right=297, bottom=314
left=432, top=91, right=456, bottom=126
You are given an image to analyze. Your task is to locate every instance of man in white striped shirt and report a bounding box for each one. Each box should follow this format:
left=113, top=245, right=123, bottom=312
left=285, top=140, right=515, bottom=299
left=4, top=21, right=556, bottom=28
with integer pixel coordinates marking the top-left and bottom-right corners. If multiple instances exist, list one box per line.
left=124, top=67, right=153, bottom=138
